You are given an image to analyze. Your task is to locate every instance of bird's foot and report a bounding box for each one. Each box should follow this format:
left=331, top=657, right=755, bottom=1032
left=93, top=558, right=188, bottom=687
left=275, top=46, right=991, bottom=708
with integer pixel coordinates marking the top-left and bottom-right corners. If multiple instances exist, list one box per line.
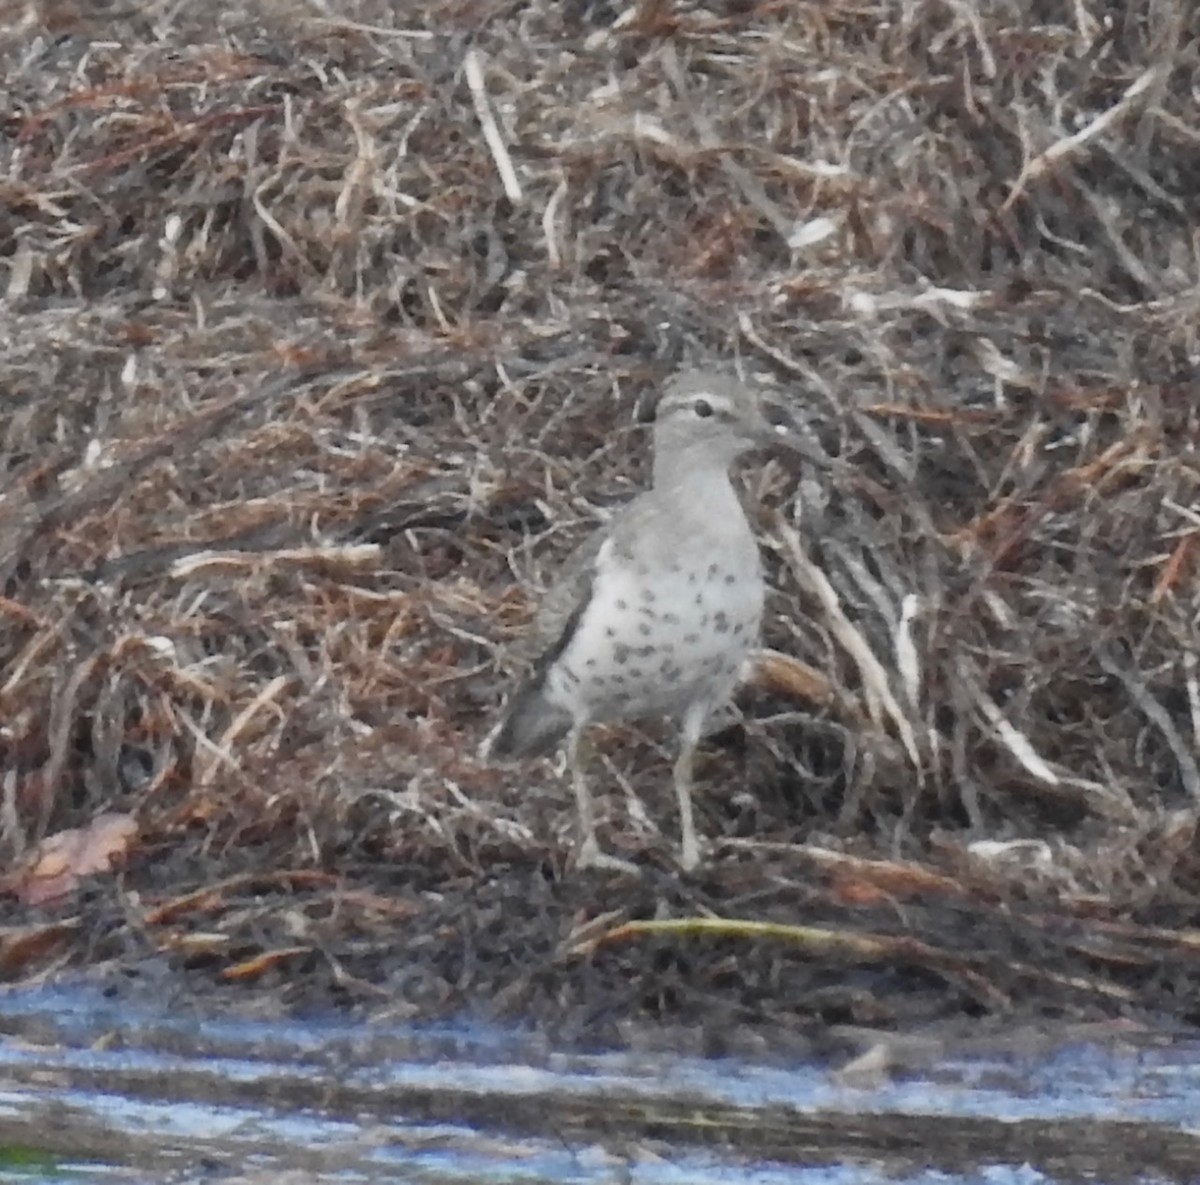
left=575, top=836, right=641, bottom=875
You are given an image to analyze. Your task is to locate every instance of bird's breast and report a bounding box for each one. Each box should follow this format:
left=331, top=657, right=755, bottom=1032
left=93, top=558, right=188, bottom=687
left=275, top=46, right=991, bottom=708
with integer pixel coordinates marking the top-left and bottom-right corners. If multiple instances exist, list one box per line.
left=546, top=528, right=763, bottom=724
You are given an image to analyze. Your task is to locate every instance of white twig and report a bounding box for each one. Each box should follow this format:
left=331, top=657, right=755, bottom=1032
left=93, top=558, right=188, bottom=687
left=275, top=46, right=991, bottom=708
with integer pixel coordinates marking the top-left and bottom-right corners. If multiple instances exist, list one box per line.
left=1098, top=648, right=1200, bottom=803
left=185, top=675, right=290, bottom=787
left=1003, top=63, right=1167, bottom=211
left=895, top=594, right=922, bottom=711
left=464, top=50, right=523, bottom=205
left=774, top=514, right=922, bottom=772
left=968, top=680, right=1061, bottom=786
left=542, top=172, right=568, bottom=269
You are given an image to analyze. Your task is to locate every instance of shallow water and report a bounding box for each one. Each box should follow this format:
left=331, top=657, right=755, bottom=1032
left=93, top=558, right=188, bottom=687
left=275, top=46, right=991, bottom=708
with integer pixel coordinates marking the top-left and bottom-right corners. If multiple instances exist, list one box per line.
left=0, top=984, right=1196, bottom=1184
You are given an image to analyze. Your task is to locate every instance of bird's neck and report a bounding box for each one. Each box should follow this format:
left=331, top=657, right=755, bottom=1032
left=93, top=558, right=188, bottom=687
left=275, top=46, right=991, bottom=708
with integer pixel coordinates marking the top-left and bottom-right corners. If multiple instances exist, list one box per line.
left=652, top=442, right=737, bottom=491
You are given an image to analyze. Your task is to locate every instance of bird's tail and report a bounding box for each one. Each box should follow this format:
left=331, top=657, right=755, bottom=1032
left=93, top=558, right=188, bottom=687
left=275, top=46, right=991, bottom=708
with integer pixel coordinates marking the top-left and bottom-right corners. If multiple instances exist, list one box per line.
left=480, top=679, right=573, bottom=761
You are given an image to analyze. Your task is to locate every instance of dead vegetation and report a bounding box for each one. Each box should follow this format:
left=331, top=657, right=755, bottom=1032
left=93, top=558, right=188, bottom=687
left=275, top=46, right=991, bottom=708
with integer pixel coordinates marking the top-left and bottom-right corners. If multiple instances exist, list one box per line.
left=3, top=0, right=1200, bottom=1043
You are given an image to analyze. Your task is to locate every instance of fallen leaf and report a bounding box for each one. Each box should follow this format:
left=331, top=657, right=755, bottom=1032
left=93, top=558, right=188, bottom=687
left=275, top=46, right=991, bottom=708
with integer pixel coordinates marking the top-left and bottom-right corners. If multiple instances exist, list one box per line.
left=11, top=813, right=138, bottom=906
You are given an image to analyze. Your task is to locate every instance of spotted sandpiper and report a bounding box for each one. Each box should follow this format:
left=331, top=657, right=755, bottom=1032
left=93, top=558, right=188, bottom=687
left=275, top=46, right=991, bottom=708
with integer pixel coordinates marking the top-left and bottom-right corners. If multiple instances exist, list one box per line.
left=482, top=369, right=797, bottom=871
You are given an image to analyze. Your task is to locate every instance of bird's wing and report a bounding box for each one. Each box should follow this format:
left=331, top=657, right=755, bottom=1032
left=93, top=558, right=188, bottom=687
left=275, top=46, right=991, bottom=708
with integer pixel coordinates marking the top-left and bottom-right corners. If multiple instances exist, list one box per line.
left=483, top=523, right=611, bottom=760
left=514, top=493, right=666, bottom=668
left=516, top=523, right=609, bottom=669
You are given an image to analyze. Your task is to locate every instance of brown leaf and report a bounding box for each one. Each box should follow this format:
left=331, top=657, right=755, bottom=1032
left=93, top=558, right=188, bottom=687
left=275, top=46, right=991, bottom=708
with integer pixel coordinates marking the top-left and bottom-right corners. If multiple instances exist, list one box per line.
left=13, top=813, right=138, bottom=906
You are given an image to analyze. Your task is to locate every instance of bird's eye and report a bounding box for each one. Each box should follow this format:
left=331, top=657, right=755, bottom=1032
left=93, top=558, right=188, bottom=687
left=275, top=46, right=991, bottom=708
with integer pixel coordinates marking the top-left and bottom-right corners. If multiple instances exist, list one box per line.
left=693, top=398, right=714, bottom=418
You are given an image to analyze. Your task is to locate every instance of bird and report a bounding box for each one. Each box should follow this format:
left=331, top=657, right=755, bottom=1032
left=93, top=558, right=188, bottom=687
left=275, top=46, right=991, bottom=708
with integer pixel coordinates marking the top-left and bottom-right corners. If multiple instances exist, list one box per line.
left=481, top=368, right=798, bottom=872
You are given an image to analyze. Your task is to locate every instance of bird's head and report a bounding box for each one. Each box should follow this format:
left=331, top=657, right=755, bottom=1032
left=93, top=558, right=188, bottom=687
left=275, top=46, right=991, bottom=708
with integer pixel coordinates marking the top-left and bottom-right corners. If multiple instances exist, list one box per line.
left=638, top=369, right=800, bottom=476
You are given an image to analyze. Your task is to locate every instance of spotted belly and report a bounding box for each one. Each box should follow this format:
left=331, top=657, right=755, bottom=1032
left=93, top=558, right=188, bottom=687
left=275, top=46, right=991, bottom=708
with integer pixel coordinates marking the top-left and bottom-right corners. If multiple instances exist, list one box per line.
left=548, top=551, right=762, bottom=724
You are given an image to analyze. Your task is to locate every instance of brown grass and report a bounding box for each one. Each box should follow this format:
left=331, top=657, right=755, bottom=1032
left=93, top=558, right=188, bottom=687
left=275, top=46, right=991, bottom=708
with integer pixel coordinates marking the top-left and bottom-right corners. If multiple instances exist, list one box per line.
left=3, top=0, right=1200, bottom=1038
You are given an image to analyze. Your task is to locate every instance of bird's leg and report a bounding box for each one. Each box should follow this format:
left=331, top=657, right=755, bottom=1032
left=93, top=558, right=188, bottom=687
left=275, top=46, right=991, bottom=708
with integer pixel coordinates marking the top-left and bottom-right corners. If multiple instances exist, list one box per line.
left=568, top=725, right=638, bottom=875
left=674, top=704, right=708, bottom=872
left=568, top=724, right=598, bottom=852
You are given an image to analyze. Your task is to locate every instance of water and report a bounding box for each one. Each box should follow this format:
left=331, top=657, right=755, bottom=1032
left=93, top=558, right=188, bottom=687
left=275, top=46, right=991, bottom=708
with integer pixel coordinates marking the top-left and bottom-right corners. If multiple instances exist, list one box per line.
left=0, top=984, right=1195, bottom=1184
